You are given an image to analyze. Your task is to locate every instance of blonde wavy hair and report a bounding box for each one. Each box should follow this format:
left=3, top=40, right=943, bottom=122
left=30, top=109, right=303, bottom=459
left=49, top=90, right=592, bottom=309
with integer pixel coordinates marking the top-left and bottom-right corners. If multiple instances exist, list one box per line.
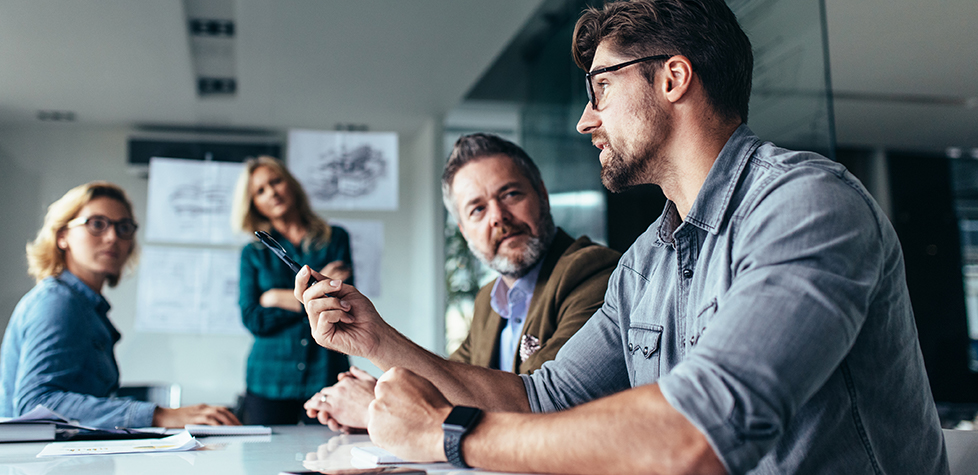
left=231, top=156, right=332, bottom=249
left=26, top=181, right=138, bottom=287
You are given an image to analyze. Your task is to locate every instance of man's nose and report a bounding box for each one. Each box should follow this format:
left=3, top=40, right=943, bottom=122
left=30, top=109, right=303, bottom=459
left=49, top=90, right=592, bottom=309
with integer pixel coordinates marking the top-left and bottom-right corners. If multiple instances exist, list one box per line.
left=488, top=201, right=512, bottom=226
left=576, top=102, right=600, bottom=134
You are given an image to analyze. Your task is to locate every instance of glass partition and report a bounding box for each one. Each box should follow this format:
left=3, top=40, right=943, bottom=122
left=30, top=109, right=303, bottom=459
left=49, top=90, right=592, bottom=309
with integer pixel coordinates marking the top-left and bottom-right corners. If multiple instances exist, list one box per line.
left=443, top=0, right=835, bottom=353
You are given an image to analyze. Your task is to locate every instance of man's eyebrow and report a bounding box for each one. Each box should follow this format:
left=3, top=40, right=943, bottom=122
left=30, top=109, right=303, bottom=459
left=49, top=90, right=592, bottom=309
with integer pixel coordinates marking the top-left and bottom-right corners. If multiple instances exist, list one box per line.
left=462, top=195, right=485, bottom=210
left=589, top=63, right=609, bottom=73
left=495, top=181, right=526, bottom=194
left=460, top=181, right=525, bottom=209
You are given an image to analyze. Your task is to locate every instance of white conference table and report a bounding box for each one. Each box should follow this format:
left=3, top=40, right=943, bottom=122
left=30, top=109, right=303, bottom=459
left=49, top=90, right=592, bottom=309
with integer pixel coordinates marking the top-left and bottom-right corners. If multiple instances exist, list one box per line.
left=2, top=426, right=975, bottom=475
left=0, top=425, right=533, bottom=475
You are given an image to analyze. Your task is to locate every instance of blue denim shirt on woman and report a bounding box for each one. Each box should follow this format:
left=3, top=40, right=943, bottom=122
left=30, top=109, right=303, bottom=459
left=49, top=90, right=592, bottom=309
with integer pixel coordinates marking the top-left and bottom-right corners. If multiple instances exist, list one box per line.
left=522, top=125, right=948, bottom=474
left=0, top=270, right=155, bottom=428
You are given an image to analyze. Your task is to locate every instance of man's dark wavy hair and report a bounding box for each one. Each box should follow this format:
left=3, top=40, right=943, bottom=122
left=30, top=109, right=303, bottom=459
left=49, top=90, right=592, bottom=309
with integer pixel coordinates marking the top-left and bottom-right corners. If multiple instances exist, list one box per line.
left=572, top=0, right=753, bottom=122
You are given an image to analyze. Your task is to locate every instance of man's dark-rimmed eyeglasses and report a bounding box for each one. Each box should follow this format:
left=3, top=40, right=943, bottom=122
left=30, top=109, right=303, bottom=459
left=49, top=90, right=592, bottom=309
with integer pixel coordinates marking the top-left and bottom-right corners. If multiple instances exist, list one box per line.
left=67, top=215, right=139, bottom=240
left=585, top=54, right=674, bottom=109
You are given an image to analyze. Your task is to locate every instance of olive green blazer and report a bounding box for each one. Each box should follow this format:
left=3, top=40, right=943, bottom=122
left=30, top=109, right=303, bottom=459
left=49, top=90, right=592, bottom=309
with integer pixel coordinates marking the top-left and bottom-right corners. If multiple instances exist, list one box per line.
left=449, top=228, right=621, bottom=374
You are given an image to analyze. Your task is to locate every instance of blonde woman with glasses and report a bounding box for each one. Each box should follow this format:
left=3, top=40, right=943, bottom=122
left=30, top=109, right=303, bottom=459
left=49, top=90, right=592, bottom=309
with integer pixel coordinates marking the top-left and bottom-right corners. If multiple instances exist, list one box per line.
left=0, top=181, right=240, bottom=429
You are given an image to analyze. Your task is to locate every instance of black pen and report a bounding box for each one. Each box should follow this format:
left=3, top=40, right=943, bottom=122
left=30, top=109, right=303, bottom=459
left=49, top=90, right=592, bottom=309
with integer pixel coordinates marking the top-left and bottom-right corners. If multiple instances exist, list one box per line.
left=254, top=230, right=325, bottom=293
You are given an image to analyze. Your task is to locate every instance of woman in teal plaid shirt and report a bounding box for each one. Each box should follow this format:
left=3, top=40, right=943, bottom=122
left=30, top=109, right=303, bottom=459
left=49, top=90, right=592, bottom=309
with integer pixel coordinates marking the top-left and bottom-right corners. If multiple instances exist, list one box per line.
left=231, top=156, right=352, bottom=425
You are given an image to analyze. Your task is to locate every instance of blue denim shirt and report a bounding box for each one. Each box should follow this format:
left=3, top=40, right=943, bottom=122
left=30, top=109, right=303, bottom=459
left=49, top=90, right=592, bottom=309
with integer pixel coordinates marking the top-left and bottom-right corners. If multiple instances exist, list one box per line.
left=0, top=271, right=156, bottom=428
left=523, top=126, right=948, bottom=474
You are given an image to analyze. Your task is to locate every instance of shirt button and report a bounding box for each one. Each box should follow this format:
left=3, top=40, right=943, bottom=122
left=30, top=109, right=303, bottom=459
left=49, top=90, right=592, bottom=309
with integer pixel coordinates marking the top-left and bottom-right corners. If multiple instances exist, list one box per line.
left=297, top=363, right=306, bottom=371
left=683, top=268, right=693, bottom=279
left=627, top=343, right=634, bottom=351
left=300, top=339, right=308, bottom=346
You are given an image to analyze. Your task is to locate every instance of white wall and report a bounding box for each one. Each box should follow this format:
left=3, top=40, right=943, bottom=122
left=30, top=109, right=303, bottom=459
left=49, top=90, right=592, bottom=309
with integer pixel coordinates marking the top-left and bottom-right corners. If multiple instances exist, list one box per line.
left=0, top=121, right=444, bottom=406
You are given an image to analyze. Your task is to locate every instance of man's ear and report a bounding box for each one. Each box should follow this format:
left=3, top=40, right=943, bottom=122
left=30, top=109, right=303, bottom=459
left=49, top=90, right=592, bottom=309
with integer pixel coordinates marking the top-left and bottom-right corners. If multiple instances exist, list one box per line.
left=661, top=55, right=693, bottom=103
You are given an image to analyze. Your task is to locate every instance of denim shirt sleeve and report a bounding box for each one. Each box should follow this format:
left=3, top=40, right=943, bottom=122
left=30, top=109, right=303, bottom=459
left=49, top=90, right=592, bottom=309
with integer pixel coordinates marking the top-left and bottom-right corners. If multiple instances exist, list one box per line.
left=522, top=266, right=631, bottom=413
left=12, top=288, right=155, bottom=428
left=657, top=166, right=887, bottom=472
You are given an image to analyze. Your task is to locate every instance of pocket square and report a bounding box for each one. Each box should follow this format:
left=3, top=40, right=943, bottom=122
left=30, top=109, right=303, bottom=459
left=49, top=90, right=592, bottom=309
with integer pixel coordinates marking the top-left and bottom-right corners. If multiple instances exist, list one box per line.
left=519, top=334, right=541, bottom=362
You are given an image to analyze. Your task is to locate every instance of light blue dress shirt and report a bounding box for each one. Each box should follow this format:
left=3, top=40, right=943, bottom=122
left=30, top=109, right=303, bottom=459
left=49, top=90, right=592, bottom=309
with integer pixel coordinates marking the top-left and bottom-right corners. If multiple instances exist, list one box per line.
left=0, top=271, right=156, bottom=428
left=522, top=125, right=948, bottom=474
left=489, top=260, right=543, bottom=372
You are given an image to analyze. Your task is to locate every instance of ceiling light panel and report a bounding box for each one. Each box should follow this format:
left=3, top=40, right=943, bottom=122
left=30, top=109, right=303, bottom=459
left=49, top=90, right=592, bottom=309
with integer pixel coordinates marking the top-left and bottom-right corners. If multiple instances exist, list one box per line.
left=184, top=0, right=237, bottom=97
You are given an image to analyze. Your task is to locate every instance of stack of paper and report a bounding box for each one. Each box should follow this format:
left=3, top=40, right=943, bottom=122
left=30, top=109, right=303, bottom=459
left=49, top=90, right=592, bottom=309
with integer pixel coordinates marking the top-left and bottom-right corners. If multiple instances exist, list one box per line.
left=351, top=446, right=406, bottom=465
left=37, top=431, right=201, bottom=457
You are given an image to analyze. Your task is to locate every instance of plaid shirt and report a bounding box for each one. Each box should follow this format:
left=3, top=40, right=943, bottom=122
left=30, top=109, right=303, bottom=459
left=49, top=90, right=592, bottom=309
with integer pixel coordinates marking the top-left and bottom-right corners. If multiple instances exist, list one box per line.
left=239, top=226, right=352, bottom=400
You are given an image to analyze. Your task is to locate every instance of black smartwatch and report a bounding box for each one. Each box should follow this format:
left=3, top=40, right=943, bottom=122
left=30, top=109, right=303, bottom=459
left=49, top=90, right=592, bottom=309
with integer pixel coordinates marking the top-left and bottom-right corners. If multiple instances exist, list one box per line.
left=442, top=405, right=483, bottom=468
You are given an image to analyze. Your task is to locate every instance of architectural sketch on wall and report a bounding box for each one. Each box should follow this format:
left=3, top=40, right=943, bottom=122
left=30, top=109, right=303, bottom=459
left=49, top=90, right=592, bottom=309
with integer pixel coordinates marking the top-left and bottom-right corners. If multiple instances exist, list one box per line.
left=287, top=130, right=398, bottom=210
left=146, top=157, right=249, bottom=245
left=330, top=218, right=383, bottom=298
left=135, top=246, right=247, bottom=335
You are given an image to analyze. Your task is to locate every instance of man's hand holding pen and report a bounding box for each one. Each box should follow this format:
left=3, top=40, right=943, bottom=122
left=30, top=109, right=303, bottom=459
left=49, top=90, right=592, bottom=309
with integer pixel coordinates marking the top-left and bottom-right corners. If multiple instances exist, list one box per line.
left=294, top=265, right=390, bottom=361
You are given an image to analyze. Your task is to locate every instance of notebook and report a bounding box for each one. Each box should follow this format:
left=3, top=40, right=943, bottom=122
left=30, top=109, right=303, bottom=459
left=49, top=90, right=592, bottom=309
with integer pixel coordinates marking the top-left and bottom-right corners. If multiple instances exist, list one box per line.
left=184, top=424, right=271, bottom=436
left=0, top=422, right=57, bottom=442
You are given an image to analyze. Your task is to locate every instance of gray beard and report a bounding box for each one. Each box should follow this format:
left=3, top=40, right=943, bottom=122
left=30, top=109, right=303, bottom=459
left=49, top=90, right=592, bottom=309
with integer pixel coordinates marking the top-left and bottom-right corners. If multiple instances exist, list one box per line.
left=469, top=214, right=556, bottom=279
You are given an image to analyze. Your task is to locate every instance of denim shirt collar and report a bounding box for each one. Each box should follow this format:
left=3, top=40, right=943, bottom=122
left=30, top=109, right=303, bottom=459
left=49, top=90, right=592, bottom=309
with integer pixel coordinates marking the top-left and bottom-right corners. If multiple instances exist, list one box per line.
left=657, top=124, right=762, bottom=240
left=56, top=270, right=118, bottom=341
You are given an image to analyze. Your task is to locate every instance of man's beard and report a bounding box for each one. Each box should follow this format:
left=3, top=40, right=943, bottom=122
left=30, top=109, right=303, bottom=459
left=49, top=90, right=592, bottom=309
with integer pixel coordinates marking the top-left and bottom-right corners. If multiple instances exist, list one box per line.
left=598, top=94, right=670, bottom=193
left=468, top=211, right=556, bottom=279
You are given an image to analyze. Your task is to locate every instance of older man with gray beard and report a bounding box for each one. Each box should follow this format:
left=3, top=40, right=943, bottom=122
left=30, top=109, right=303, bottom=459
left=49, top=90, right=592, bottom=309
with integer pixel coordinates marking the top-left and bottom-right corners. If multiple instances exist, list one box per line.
left=302, top=133, right=620, bottom=431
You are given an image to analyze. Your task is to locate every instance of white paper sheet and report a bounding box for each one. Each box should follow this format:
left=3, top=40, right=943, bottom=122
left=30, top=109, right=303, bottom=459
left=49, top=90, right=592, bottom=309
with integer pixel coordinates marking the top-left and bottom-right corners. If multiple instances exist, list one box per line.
left=329, top=219, right=383, bottom=298
left=36, top=431, right=200, bottom=457
left=146, top=157, right=249, bottom=245
left=134, top=245, right=247, bottom=335
left=287, top=130, right=398, bottom=211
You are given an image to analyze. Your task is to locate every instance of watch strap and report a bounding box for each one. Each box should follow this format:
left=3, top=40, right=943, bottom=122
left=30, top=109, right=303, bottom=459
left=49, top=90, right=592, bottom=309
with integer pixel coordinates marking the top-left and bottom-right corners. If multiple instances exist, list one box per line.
left=444, top=427, right=470, bottom=468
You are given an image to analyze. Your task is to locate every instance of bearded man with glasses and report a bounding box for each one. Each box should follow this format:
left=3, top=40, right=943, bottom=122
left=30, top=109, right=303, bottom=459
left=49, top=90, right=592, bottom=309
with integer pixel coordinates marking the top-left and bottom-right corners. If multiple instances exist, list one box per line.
left=295, top=1, right=947, bottom=473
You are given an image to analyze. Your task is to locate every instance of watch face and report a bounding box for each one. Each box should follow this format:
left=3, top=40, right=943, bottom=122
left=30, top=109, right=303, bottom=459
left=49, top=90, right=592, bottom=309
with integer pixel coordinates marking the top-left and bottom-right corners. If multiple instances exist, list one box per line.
left=443, top=406, right=482, bottom=431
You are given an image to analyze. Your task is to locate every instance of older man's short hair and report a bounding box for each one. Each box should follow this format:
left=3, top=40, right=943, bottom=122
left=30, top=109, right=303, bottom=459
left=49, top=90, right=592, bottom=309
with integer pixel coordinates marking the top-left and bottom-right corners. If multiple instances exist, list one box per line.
left=441, top=133, right=546, bottom=220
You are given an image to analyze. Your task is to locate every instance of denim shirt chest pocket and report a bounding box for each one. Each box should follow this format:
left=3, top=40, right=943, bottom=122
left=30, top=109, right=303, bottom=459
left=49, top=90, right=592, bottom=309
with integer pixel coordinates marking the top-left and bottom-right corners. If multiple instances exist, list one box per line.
left=626, top=324, right=663, bottom=385
left=688, top=298, right=718, bottom=348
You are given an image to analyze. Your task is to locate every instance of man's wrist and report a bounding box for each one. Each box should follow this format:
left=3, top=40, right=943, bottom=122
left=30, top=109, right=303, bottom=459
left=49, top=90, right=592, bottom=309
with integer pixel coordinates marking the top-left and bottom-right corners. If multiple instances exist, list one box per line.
left=442, top=406, right=483, bottom=468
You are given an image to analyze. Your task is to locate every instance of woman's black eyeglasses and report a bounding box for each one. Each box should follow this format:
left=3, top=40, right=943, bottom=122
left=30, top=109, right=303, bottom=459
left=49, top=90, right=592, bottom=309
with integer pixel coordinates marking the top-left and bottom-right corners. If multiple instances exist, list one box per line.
left=67, top=215, right=138, bottom=240
left=585, top=54, right=674, bottom=109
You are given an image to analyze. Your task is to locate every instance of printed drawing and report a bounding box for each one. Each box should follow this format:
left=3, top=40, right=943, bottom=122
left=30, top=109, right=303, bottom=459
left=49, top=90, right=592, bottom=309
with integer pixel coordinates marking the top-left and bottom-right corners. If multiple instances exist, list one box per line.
left=168, top=182, right=230, bottom=216
left=308, top=144, right=388, bottom=201
left=287, top=129, right=398, bottom=211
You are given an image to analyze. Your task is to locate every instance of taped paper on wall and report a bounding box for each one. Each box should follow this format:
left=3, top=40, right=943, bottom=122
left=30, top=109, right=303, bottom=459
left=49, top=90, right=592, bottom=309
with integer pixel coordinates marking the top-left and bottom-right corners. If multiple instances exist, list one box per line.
left=135, top=245, right=246, bottom=335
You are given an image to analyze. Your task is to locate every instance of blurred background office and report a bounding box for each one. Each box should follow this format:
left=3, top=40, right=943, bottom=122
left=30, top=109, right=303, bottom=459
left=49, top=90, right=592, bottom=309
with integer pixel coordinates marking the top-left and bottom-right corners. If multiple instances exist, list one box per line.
left=0, top=0, right=976, bottom=423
